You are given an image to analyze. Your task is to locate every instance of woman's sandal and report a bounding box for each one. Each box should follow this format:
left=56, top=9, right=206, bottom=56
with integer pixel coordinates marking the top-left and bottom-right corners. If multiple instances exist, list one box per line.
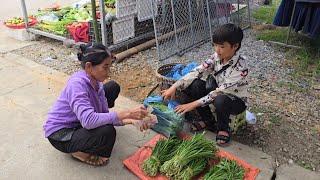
left=216, top=130, right=231, bottom=147
left=190, top=121, right=216, bottom=132
left=72, top=154, right=109, bottom=166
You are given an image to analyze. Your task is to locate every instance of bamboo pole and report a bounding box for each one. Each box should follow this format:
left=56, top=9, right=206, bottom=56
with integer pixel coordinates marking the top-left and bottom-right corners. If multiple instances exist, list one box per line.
left=91, top=0, right=100, bottom=43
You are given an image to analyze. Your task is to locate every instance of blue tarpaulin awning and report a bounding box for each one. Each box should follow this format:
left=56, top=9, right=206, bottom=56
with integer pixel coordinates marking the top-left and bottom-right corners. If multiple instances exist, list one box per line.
left=273, top=0, right=320, bottom=38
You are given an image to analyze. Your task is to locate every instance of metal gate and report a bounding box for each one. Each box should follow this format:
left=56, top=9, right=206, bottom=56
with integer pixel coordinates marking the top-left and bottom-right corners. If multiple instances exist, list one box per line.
left=151, top=0, right=251, bottom=61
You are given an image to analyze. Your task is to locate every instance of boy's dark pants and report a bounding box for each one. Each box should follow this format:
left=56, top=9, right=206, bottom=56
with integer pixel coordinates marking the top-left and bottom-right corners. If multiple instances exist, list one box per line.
left=184, top=79, right=246, bottom=132
left=48, top=81, right=120, bottom=158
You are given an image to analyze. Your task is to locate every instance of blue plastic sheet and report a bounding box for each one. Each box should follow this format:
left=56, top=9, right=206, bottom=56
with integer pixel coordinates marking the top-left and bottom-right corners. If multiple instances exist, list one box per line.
left=273, top=0, right=320, bottom=38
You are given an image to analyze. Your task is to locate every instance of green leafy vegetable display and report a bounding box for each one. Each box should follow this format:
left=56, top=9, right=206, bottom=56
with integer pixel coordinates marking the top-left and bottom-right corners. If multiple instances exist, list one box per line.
left=62, top=8, right=92, bottom=22
left=35, top=6, right=93, bottom=36
left=105, top=0, right=116, bottom=6
left=38, top=19, right=73, bottom=35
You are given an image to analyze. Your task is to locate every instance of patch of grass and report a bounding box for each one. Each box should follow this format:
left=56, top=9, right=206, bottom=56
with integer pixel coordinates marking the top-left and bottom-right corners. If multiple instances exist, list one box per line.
left=256, top=28, right=320, bottom=78
left=296, top=49, right=311, bottom=70
left=253, top=0, right=320, bottom=78
left=276, top=80, right=307, bottom=92
left=250, top=106, right=267, bottom=114
left=316, top=60, right=320, bottom=75
left=256, top=27, right=313, bottom=45
left=269, top=114, right=281, bottom=125
left=256, top=28, right=288, bottom=42
left=288, top=48, right=320, bottom=77
left=252, top=0, right=281, bottom=24
left=297, top=161, right=314, bottom=171
left=310, top=125, right=320, bottom=136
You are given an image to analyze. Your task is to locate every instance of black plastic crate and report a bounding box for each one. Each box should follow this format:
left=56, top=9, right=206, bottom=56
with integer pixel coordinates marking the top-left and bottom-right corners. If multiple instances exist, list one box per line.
left=135, top=18, right=154, bottom=37
left=89, top=17, right=154, bottom=45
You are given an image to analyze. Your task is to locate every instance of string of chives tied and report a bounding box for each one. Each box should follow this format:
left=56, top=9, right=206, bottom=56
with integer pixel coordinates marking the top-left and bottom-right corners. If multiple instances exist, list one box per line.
left=204, top=159, right=245, bottom=180
left=142, top=137, right=182, bottom=176
left=160, top=133, right=217, bottom=178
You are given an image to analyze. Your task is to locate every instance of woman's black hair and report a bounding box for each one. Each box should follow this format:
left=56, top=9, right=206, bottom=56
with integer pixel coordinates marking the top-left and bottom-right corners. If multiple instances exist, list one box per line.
left=212, top=23, right=243, bottom=52
left=77, top=43, right=113, bottom=68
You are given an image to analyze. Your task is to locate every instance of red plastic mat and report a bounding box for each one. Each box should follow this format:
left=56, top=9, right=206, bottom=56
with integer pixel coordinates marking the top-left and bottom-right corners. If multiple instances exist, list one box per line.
left=123, top=134, right=260, bottom=180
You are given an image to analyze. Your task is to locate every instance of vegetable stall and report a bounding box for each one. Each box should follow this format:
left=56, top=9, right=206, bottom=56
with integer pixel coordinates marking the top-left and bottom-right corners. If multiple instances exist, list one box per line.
left=14, top=0, right=155, bottom=51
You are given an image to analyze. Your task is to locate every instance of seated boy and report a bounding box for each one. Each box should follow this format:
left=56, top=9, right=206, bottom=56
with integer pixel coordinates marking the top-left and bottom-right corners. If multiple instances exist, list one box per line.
left=162, top=23, right=249, bottom=146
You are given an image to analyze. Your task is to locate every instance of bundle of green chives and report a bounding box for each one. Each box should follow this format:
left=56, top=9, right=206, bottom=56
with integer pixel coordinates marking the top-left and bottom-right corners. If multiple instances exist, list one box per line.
left=204, top=159, right=245, bottom=180
left=142, top=137, right=182, bottom=176
left=174, top=158, right=208, bottom=180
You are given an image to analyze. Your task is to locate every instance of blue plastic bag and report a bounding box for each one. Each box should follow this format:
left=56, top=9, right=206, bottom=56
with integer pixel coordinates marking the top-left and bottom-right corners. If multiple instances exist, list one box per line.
left=166, top=62, right=198, bottom=81
left=143, top=95, right=184, bottom=137
left=168, top=100, right=180, bottom=110
left=144, top=95, right=163, bottom=104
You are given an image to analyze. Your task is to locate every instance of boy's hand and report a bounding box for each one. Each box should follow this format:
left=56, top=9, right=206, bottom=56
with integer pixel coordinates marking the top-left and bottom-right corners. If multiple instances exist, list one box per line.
left=175, top=101, right=200, bottom=114
left=161, top=86, right=177, bottom=101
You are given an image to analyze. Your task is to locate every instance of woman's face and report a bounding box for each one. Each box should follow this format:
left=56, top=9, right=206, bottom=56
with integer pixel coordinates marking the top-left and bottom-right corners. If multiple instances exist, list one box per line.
left=86, top=57, right=112, bottom=82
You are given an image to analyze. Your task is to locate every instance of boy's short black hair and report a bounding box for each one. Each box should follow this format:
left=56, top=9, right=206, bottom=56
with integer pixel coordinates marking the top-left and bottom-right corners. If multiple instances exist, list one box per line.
left=212, top=23, right=243, bottom=51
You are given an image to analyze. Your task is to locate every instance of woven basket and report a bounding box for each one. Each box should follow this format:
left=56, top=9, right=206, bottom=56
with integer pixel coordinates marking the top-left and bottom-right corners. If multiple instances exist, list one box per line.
left=156, top=63, right=184, bottom=90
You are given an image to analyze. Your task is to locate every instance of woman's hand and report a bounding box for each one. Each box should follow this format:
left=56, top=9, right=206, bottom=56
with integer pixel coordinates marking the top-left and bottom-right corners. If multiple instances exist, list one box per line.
left=161, top=86, right=177, bottom=101
left=128, top=106, right=148, bottom=120
left=175, top=101, right=200, bottom=114
left=117, top=106, right=148, bottom=121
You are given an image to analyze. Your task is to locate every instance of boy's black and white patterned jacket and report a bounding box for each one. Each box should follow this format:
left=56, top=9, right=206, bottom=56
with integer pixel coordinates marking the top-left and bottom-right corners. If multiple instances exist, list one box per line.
left=172, top=52, right=249, bottom=106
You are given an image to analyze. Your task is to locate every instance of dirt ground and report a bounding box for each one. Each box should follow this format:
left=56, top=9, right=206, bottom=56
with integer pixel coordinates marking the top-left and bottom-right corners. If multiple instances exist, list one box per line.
left=109, top=56, right=158, bottom=103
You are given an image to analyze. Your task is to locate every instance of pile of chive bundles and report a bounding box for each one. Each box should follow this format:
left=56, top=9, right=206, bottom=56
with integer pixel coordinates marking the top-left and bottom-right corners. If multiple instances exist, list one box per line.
left=141, top=133, right=245, bottom=180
